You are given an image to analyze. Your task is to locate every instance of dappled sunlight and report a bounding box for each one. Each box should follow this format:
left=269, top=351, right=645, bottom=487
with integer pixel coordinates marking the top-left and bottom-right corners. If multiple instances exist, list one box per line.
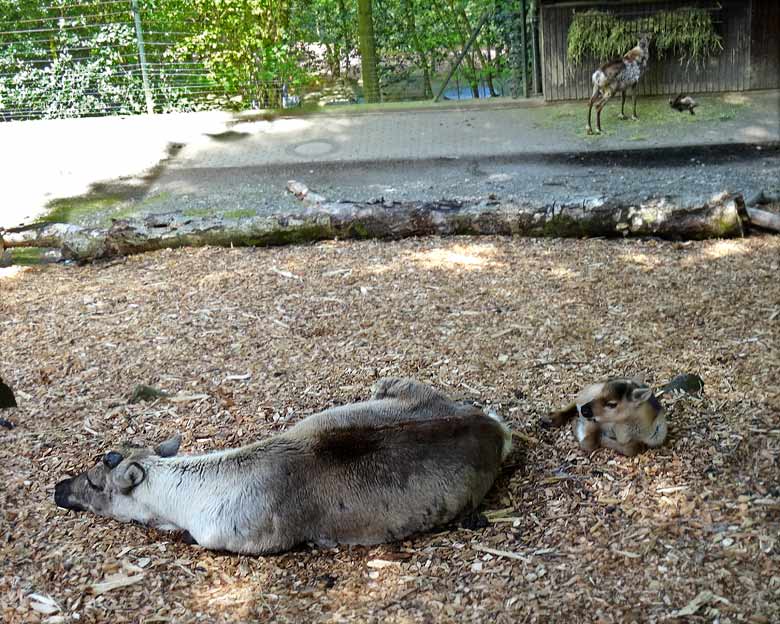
left=548, top=266, right=581, bottom=280
left=404, top=243, right=506, bottom=271
left=0, top=265, right=29, bottom=281
left=618, top=252, right=663, bottom=269
left=723, top=93, right=749, bottom=105
left=233, top=117, right=314, bottom=136
left=675, top=238, right=758, bottom=269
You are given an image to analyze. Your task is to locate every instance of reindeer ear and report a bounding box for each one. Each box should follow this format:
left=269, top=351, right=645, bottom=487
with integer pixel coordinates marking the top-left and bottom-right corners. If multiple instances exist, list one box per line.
left=115, top=462, right=146, bottom=493
left=631, top=386, right=653, bottom=403
left=155, top=433, right=181, bottom=458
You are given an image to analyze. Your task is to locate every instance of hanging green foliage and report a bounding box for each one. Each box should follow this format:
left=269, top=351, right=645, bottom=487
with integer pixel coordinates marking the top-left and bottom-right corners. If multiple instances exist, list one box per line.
left=567, top=7, right=722, bottom=66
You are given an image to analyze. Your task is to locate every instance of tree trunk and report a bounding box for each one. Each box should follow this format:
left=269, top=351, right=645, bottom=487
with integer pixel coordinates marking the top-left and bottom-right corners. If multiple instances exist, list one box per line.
left=0, top=192, right=749, bottom=263
left=403, top=0, right=434, bottom=99
left=337, top=0, right=352, bottom=80
left=357, top=0, right=380, bottom=103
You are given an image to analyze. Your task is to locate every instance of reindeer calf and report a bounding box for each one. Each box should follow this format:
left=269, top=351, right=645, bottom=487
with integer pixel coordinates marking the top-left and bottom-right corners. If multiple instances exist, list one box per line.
left=55, top=378, right=511, bottom=555
left=543, top=378, right=666, bottom=456
left=587, top=35, right=651, bottom=135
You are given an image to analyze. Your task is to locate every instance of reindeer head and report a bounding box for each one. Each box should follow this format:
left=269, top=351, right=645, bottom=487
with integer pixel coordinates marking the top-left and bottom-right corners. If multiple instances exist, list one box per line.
left=54, top=434, right=181, bottom=521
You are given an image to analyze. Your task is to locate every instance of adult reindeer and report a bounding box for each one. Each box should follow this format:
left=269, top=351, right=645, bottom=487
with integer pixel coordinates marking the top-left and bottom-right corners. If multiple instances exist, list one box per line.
left=587, top=34, right=651, bottom=135
left=54, top=378, right=512, bottom=555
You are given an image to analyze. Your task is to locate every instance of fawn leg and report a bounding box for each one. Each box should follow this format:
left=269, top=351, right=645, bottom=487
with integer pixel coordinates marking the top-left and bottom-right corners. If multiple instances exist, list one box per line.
left=542, top=403, right=577, bottom=429
left=586, top=83, right=602, bottom=135
left=600, top=434, right=645, bottom=457
left=595, top=93, right=612, bottom=134
left=618, top=91, right=628, bottom=120
left=587, top=95, right=599, bottom=134
left=575, top=418, right=601, bottom=453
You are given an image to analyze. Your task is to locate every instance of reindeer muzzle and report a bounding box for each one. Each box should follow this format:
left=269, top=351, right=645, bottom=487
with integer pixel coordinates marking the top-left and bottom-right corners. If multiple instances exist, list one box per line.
left=55, top=478, right=86, bottom=512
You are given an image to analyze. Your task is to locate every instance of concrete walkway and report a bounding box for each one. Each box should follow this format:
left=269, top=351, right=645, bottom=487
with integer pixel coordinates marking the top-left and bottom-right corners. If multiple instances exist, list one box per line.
left=2, top=91, right=778, bottom=230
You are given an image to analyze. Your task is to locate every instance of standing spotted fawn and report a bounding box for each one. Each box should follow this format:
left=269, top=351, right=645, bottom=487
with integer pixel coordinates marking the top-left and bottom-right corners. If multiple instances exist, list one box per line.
left=587, top=34, right=651, bottom=135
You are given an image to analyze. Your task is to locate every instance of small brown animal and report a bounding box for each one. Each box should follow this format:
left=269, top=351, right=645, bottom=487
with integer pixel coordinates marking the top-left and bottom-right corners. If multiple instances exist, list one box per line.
left=587, top=34, right=651, bottom=135
left=54, top=378, right=512, bottom=555
left=543, top=378, right=666, bottom=456
left=669, top=93, right=698, bottom=115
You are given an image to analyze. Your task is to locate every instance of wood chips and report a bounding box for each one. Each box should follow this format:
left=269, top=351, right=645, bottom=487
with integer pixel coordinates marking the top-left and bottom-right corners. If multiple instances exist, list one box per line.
left=1, top=235, right=778, bottom=623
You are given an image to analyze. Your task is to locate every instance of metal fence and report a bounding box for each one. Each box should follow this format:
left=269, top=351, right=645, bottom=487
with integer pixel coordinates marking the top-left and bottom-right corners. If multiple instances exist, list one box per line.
left=0, top=0, right=277, bottom=120
left=0, top=0, right=540, bottom=121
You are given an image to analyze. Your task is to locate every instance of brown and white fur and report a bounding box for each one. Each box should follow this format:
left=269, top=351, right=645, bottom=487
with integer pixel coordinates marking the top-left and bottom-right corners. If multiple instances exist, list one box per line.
left=543, top=378, right=666, bottom=456
left=54, top=378, right=512, bottom=555
left=587, top=35, right=651, bottom=135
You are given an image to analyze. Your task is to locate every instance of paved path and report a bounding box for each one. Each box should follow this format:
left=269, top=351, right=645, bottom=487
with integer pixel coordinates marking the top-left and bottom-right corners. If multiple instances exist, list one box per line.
left=2, top=91, right=778, bottom=229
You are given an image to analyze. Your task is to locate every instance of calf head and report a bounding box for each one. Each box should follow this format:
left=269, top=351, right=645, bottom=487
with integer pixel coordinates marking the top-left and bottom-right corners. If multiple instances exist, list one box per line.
left=54, top=434, right=181, bottom=520
left=545, top=378, right=667, bottom=453
left=576, top=379, right=662, bottom=430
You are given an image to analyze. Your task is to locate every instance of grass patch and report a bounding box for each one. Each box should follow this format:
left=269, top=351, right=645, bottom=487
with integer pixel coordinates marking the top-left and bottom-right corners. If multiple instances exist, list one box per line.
left=182, top=207, right=213, bottom=218
left=40, top=196, right=124, bottom=224
left=533, top=94, right=747, bottom=136
left=223, top=209, right=257, bottom=219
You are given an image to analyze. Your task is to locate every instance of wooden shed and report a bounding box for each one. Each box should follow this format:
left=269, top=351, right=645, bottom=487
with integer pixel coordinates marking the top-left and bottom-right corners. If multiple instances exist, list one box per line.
left=538, top=0, right=780, bottom=101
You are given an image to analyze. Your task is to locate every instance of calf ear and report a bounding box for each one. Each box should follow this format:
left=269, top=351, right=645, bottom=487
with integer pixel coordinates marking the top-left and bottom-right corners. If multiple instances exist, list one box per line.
left=116, top=462, right=146, bottom=493
left=631, top=387, right=653, bottom=403
left=155, top=433, right=181, bottom=458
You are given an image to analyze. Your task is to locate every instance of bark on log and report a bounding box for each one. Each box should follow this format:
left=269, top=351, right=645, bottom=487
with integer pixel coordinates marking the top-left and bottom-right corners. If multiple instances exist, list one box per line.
left=746, top=206, right=780, bottom=233
left=0, top=193, right=748, bottom=263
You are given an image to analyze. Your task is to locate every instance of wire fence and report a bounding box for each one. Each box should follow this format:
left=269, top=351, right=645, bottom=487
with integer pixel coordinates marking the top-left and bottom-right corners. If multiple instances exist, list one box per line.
left=1, top=0, right=536, bottom=121
left=0, top=0, right=272, bottom=120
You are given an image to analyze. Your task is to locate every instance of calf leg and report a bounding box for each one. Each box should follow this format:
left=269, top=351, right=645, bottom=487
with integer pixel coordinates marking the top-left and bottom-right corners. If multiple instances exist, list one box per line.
left=595, top=92, right=613, bottom=134
left=542, top=402, right=577, bottom=428
left=600, top=434, right=645, bottom=457
left=586, top=84, right=601, bottom=135
left=618, top=91, right=628, bottom=120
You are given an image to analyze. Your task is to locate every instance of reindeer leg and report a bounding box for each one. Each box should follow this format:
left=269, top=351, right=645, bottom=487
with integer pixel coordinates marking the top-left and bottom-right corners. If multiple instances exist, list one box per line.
left=586, top=87, right=600, bottom=135
left=618, top=91, right=628, bottom=120
left=595, top=92, right=612, bottom=134
left=631, top=87, right=639, bottom=121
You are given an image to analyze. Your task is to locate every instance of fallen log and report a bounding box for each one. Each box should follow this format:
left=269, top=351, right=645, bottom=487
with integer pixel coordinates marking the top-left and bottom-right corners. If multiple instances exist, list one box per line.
left=746, top=206, right=780, bottom=233
left=0, top=192, right=749, bottom=263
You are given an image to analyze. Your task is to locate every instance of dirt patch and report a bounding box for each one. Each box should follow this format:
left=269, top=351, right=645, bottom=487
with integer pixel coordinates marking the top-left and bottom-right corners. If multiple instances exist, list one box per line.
left=1, top=235, right=778, bottom=623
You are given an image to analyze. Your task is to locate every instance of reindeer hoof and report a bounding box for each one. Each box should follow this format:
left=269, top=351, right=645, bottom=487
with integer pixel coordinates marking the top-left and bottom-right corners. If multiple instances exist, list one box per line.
left=617, top=114, right=628, bottom=120
left=631, top=115, right=639, bottom=121
left=586, top=127, right=594, bottom=135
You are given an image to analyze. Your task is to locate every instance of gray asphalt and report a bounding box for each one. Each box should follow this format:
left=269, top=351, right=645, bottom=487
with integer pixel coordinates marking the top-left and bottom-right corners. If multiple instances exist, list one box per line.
left=3, top=91, right=779, bottom=229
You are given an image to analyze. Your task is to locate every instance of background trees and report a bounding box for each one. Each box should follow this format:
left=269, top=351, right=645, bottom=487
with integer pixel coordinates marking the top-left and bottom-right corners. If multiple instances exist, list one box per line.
left=0, top=0, right=533, bottom=119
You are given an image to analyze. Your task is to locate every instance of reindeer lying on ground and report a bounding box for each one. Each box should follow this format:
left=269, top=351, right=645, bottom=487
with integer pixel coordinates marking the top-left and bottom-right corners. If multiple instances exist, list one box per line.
left=542, top=378, right=667, bottom=456
left=55, top=378, right=512, bottom=555
left=587, top=34, right=651, bottom=135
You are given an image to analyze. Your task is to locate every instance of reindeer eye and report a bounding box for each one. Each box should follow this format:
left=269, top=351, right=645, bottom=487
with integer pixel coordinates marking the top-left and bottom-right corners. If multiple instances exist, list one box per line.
left=606, top=401, right=619, bottom=409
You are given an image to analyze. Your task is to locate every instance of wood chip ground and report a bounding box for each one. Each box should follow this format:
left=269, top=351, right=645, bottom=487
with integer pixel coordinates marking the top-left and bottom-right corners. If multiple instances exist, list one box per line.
left=1, top=235, right=778, bottom=623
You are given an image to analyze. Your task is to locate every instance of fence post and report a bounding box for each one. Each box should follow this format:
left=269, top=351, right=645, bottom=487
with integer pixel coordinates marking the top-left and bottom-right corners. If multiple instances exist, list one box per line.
left=519, top=0, right=528, bottom=97
left=130, top=0, right=154, bottom=114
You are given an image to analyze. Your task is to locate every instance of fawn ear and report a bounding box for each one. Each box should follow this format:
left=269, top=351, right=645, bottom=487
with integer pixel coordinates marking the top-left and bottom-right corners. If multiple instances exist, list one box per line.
left=631, top=386, right=653, bottom=403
